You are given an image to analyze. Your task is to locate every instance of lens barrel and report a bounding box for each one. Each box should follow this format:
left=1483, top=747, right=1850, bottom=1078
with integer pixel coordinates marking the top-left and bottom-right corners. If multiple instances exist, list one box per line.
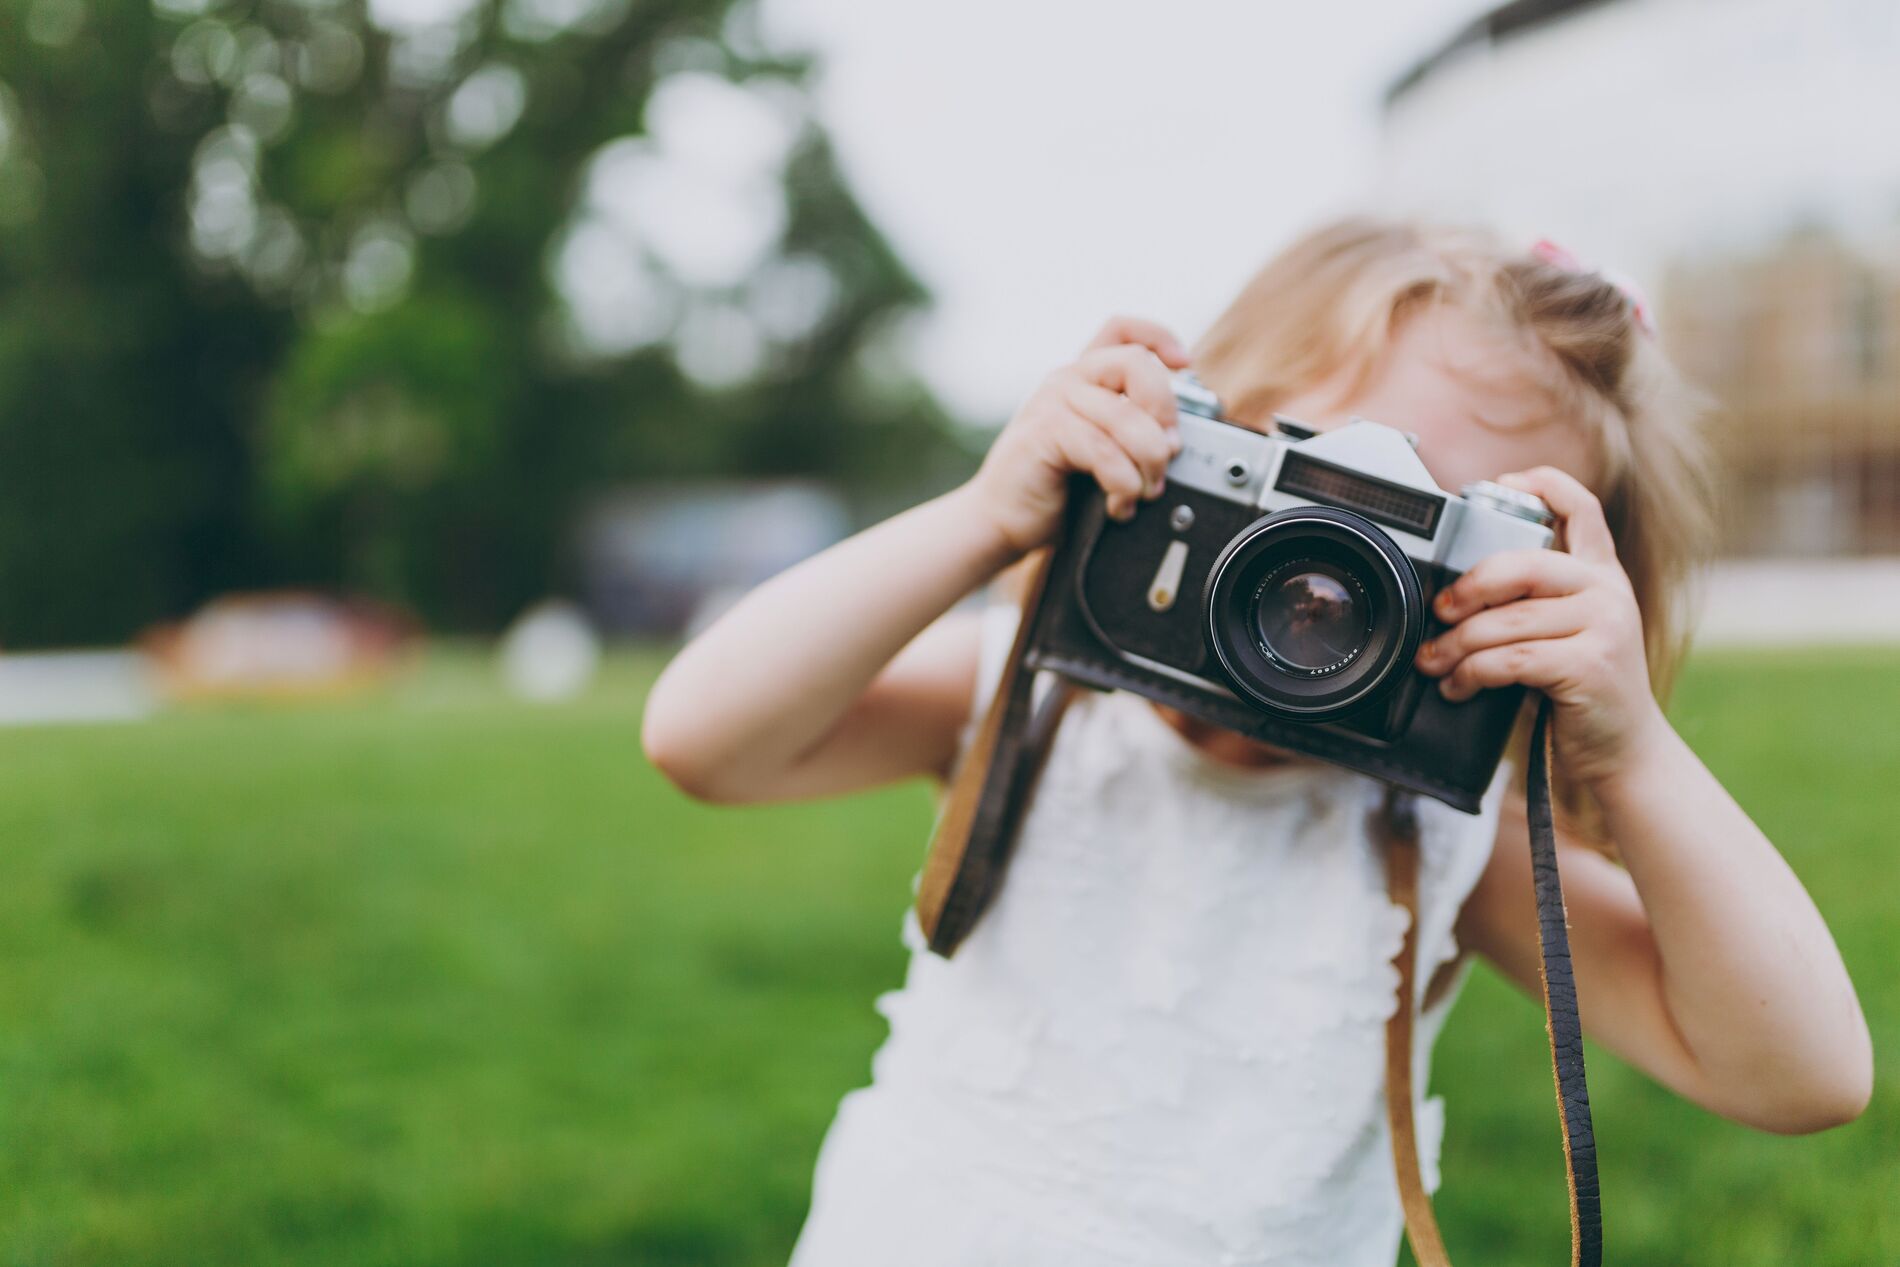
left=1203, top=506, right=1423, bottom=720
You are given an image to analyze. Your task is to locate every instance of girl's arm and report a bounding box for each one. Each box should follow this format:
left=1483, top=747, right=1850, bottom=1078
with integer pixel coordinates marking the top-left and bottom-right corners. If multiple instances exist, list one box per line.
left=641, top=317, right=1190, bottom=804
left=641, top=488, right=1005, bottom=803
left=1425, top=467, right=1872, bottom=1134
left=1465, top=772, right=1871, bottom=1134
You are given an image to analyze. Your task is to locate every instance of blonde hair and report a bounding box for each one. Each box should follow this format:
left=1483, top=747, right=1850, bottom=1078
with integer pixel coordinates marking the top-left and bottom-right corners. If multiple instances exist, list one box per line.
left=1191, top=217, right=1716, bottom=837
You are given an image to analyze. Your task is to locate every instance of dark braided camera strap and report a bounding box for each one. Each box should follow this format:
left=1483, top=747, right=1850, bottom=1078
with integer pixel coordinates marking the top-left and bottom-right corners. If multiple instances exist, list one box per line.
left=1375, top=695, right=1601, bottom=1267
left=917, top=569, right=1602, bottom=1264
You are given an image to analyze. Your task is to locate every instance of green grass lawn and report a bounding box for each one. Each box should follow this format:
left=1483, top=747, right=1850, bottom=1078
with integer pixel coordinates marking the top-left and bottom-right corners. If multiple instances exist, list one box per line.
left=0, top=647, right=1894, bottom=1266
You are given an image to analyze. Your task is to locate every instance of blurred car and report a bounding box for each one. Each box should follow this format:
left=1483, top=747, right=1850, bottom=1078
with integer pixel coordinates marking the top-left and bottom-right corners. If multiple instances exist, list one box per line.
left=576, top=479, right=849, bottom=638
left=142, top=592, right=418, bottom=700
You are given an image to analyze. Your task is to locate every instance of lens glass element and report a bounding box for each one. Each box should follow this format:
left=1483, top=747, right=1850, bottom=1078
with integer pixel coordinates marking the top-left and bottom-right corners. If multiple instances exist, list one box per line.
left=1251, top=562, right=1372, bottom=676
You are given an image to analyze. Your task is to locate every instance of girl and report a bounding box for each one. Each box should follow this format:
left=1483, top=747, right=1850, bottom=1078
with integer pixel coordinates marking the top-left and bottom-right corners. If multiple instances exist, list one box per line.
left=640, top=219, right=1872, bottom=1266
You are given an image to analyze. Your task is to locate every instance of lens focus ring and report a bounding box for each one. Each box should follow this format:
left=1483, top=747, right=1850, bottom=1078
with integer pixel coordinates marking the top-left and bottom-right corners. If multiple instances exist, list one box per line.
left=1202, top=506, right=1424, bottom=721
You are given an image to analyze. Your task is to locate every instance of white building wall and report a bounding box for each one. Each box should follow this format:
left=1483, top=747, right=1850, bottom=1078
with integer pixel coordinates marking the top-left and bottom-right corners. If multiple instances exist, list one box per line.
left=1379, top=0, right=1900, bottom=289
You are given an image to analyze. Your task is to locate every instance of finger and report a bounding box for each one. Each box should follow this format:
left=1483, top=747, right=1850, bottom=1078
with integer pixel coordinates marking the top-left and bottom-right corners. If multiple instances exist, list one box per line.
left=1054, top=418, right=1143, bottom=520
left=1415, top=596, right=1587, bottom=678
left=1065, top=379, right=1177, bottom=495
left=1438, top=636, right=1578, bottom=702
left=1434, top=549, right=1594, bottom=624
left=1495, top=466, right=1618, bottom=565
left=1078, top=344, right=1179, bottom=432
left=1083, top=314, right=1192, bottom=369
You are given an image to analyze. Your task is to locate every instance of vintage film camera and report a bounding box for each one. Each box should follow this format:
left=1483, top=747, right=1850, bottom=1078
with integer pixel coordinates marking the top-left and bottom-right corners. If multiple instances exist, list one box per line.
left=1019, top=372, right=1557, bottom=812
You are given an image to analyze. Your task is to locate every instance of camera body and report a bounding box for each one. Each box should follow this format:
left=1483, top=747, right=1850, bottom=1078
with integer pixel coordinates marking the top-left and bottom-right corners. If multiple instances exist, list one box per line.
left=1018, top=373, right=1557, bottom=812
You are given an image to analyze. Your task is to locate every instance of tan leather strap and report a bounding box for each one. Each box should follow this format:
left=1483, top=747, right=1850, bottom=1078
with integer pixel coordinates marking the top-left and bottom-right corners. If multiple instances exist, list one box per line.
left=1378, top=696, right=1602, bottom=1267
left=917, top=547, right=1076, bottom=955
left=1375, top=788, right=1453, bottom=1267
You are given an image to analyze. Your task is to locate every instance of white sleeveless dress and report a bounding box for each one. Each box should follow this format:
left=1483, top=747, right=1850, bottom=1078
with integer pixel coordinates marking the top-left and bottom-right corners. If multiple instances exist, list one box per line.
left=789, top=597, right=1510, bottom=1267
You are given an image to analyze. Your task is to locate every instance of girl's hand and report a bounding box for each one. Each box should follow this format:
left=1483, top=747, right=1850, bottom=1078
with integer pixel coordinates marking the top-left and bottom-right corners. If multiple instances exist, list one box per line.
left=966, top=316, right=1191, bottom=558
left=1412, top=466, right=1668, bottom=786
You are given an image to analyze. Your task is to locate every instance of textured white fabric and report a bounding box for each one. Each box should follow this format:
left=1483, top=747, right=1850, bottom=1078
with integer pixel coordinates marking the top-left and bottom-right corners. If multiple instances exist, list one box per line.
left=789, top=598, right=1509, bottom=1267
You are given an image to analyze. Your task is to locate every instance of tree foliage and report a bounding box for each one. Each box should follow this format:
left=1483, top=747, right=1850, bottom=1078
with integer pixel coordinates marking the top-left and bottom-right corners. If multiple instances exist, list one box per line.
left=0, top=0, right=963, bottom=644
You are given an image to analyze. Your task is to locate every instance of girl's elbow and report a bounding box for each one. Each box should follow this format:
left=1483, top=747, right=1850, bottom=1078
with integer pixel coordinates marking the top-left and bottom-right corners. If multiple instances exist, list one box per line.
left=643, top=730, right=713, bottom=802
left=1802, top=1032, right=1875, bottom=1133
left=1756, top=1078, right=1871, bottom=1136
left=1825, top=1069, right=1875, bottom=1133
left=641, top=689, right=730, bottom=804
left=1748, top=1035, right=1874, bottom=1135
left=1816, top=1009, right=1878, bottom=1131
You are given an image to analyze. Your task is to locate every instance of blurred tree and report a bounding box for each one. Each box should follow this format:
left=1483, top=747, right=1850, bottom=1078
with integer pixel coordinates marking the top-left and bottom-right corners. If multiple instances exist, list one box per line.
left=0, top=0, right=965, bottom=644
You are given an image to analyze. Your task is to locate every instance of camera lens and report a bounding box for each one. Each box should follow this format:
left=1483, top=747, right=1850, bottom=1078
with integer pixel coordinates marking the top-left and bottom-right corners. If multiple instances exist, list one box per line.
left=1203, top=507, right=1423, bottom=720
left=1253, top=563, right=1372, bottom=676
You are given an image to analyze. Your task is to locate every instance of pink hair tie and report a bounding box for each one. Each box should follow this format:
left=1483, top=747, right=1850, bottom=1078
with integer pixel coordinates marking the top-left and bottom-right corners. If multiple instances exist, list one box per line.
left=1529, top=237, right=1656, bottom=337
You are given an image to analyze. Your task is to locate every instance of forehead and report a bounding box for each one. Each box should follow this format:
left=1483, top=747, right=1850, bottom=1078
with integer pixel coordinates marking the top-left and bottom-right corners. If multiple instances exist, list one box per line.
left=1271, top=304, right=1601, bottom=492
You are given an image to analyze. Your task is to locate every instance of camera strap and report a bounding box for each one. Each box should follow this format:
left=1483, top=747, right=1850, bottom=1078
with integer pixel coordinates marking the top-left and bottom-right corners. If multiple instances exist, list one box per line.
left=1375, top=695, right=1602, bottom=1267
left=917, top=547, right=1076, bottom=952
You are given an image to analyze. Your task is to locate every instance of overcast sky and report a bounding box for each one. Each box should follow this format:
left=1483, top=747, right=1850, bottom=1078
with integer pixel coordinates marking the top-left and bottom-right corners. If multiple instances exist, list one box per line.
left=757, top=0, right=1492, bottom=421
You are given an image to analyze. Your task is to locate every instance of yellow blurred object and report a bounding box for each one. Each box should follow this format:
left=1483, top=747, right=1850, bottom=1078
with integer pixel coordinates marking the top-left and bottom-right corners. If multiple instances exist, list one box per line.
left=141, top=592, right=417, bottom=701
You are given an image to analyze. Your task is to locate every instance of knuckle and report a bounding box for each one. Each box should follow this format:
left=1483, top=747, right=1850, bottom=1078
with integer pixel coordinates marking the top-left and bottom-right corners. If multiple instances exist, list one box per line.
left=1068, top=420, right=1105, bottom=464
left=1059, top=416, right=1096, bottom=456
left=1137, top=423, right=1172, bottom=461
left=1052, top=426, right=1089, bottom=474
left=1507, top=547, right=1543, bottom=574
left=1096, top=442, right=1137, bottom=482
left=1118, top=437, right=1147, bottom=472
left=1111, top=401, right=1155, bottom=446
left=1048, top=376, right=1080, bottom=413
left=1138, top=365, right=1176, bottom=414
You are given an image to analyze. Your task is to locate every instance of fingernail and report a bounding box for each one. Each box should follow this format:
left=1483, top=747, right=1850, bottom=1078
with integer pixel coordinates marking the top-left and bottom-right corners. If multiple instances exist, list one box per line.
left=1438, top=679, right=1458, bottom=701
left=1168, top=431, right=1184, bottom=453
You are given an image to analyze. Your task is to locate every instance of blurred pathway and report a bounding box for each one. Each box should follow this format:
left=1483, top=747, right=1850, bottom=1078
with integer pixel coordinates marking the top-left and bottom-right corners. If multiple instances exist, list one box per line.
left=0, top=651, right=157, bottom=726
left=1696, top=558, right=1900, bottom=647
